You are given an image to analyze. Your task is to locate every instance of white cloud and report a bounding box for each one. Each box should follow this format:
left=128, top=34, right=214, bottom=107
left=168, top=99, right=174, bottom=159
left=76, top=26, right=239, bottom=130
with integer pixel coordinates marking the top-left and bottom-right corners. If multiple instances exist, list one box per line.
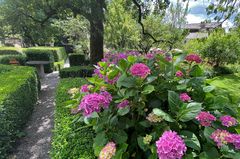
left=186, top=14, right=206, bottom=23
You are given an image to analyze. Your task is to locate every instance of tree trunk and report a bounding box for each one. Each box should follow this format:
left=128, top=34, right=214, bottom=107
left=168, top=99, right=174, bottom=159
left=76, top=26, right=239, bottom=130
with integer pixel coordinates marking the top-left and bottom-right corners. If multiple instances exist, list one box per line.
left=90, top=20, right=104, bottom=64
left=90, top=0, right=104, bottom=64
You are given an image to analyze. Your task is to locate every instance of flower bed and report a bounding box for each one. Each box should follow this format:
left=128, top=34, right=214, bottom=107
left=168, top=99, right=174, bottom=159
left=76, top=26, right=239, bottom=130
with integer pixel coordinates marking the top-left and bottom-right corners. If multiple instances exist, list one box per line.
left=65, top=50, right=240, bottom=159
left=51, top=78, right=95, bottom=159
left=0, top=65, right=39, bottom=158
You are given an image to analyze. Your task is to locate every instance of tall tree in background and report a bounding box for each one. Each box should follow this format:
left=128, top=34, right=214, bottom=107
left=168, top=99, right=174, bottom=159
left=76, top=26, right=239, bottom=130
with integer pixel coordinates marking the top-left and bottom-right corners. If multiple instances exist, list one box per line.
left=105, top=0, right=140, bottom=50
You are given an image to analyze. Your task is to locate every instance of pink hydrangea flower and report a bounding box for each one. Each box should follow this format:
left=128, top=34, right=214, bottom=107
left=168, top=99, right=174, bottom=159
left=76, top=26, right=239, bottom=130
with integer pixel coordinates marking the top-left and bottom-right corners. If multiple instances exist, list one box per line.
left=130, top=63, right=151, bottom=79
left=78, top=92, right=112, bottom=116
left=195, top=111, right=216, bottom=126
left=156, top=130, right=187, bottom=159
left=185, top=54, right=202, bottom=63
left=145, top=53, right=155, bottom=59
left=176, top=71, right=184, bottom=77
left=226, top=134, right=240, bottom=150
left=117, top=100, right=129, bottom=109
left=100, top=91, right=113, bottom=108
left=220, top=115, right=237, bottom=127
left=99, top=142, right=116, bottom=159
left=80, top=84, right=90, bottom=93
left=210, top=129, right=231, bottom=147
left=179, top=93, right=191, bottom=102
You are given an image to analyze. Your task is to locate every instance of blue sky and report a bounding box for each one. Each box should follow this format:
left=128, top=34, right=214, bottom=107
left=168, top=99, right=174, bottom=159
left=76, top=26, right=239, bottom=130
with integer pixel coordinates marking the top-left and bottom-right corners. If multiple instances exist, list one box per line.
left=170, top=0, right=235, bottom=28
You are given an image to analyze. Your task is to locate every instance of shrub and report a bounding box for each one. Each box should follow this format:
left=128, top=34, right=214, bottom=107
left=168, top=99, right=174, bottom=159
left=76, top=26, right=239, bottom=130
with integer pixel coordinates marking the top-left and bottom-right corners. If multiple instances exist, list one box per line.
left=0, top=55, right=27, bottom=65
left=24, top=49, right=55, bottom=73
left=0, top=47, right=23, bottom=56
left=51, top=78, right=95, bottom=159
left=59, top=66, right=94, bottom=78
left=26, top=47, right=67, bottom=62
left=69, top=53, right=86, bottom=66
left=0, top=65, right=39, bottom=158
left=213, top=66, right=234, bottom=75
left=200, top=30, right=240, bottom=67
left=68, top=51, right=240, bottom=158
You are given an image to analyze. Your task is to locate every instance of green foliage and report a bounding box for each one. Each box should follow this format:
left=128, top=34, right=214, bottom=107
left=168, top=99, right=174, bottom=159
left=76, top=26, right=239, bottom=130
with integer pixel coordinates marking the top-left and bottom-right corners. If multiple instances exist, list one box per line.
left=201, top=30, right=240, bottom=67
left=59, top=66, right=94, bottom=78
left=26, top=47, right=67, bottom=62
left=0, top=55, right=26, bottom=65
left=51, top=78, right=94, bottom=159
left=0, top=65, right=39, bottom=158
left=69, top=53, right=86, bottom=66
left=68, top=51, right=240, bottom=158
left=24, top=49, right=55, bottom=73
left=52, top=15, right=90, bottom=53
left=0, top=47, right=23, bottom=56
left=183, top=39, right=205, bottom=53
left=105, top=0, right=140, bottom=50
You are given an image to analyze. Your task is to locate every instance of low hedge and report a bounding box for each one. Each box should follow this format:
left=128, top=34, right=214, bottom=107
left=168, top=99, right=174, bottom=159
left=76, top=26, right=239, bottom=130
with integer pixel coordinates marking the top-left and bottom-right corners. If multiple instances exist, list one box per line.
left=24, top=49, right=55, bottom=73
left=0, top=55, right=27, bottom=65
left=69, top=53, right=85, bottom=66
left=0, top=47, right=23, bottom=56
left=0, top=65, right=39, bottom=158
left=26, top=47, right=67, bottom=62
left=59, top=66, right=94, bottom=78
left=51, top=78, right=94, bottom=159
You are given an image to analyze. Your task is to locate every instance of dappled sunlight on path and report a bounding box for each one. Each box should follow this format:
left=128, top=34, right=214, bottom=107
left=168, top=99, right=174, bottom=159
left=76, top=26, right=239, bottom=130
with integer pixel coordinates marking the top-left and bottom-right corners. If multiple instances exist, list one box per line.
left=9, top=72, right=59, bottom=159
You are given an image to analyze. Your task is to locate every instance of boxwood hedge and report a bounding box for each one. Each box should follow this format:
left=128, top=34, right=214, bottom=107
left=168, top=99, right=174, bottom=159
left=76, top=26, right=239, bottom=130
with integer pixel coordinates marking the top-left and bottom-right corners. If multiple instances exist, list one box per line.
left=59, top=66, right=94, bottom=78
left=26, top=47, right=67, bottom=62
left=51, top=78, right=94, bottom=159
left=0, top=47, right=23, bottom=56
left=24, top=49, right=55, bottom=73
left=0, top=65, right=39, bottom=159
left=0, top=55, right=27, bottom=65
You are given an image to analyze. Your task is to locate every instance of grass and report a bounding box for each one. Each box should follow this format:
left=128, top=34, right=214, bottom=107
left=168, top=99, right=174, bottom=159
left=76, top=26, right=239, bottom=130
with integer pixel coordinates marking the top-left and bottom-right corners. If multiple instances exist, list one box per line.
left=207, top=73, right=240, bottom=104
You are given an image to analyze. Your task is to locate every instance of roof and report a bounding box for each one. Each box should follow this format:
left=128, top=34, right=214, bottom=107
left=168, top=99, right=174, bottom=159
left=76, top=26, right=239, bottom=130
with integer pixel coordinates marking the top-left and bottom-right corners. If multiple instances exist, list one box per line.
left=184, top=22, right=222, bottom=30
left=186, top=32, right=209, bottom=39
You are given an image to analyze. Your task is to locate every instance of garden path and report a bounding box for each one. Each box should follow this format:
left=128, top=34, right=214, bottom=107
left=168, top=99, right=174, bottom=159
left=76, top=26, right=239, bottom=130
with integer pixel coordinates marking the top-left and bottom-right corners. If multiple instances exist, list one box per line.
left=9, top=72, right=59, bottom=159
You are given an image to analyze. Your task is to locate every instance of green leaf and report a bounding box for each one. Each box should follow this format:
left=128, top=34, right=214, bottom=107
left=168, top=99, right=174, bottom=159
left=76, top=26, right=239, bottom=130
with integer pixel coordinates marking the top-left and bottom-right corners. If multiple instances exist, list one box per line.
left=118, top=59, right=128, bottom=72
left=178, top=102, right=202, bottom=122
left=137, top=137, right=148, bottom=151
left=117, top=107, right=130, bottom=116
left=180, top=130, right=201, bottom=151
left=153, top=108, right=174, bottom=122
left=146, top=76, right=158, bottom=84
left=203, top=85, right=215, bottom=92
left=190, top=65, right=203, bottom=77
left=204, top=127, right=215, bottom=145
left=94, top=132, right=107, bottom=146
left=199, top=147, right=220, bottom=159
left=112, top=143, right=128, bottom=159
left=117, top=74, right=136, bottom=88
left=142, top=85, right=155, bottom=94
left=98, top=62, right=107, bottom=68
left=113, top=130, right=128, bottom=144
left=127, top=55, right=137, bottom=63
left=108, top=69, right=119, bottom=80
left=168, top=91, right=181, bottom=113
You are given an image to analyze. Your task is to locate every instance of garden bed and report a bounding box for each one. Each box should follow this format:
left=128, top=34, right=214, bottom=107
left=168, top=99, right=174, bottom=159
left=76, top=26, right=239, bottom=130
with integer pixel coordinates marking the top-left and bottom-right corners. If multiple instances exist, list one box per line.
left=51, top=78, right=95, bottom=159
left=0, top=65, right=39, bottom=158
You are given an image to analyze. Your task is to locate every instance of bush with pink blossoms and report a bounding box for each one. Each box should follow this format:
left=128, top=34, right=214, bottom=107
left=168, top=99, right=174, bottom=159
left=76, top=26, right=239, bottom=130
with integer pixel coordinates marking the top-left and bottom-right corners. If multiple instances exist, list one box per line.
left=67, top=50, right=240, bottom=159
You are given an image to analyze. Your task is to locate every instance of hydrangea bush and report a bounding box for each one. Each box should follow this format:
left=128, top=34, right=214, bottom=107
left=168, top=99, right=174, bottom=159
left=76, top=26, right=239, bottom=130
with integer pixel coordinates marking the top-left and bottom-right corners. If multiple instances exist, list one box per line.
left=67, top=50, right=240, bottom=159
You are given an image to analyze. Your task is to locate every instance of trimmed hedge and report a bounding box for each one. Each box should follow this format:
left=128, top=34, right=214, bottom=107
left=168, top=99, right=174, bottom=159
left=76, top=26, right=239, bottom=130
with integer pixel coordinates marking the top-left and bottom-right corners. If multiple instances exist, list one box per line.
left=24, top=49, right=55, bottom=73
left=0, top=47, right=23, bottom=56
left=59, top=66, right=94, bottom=78
left=69, top=53, right=85, bottom=66
left=26, top=47, right=67, bottom=62
left=0, top=65, right=39, bottom=158
left=0, top=55, right=27, bottom=65
left=51, top=78, right=94, bottom=159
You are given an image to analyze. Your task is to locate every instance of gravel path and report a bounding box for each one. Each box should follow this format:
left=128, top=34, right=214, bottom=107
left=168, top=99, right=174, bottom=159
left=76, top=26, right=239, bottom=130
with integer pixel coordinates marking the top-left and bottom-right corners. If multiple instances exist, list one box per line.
left=9, top=72, right=59, bottom=159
